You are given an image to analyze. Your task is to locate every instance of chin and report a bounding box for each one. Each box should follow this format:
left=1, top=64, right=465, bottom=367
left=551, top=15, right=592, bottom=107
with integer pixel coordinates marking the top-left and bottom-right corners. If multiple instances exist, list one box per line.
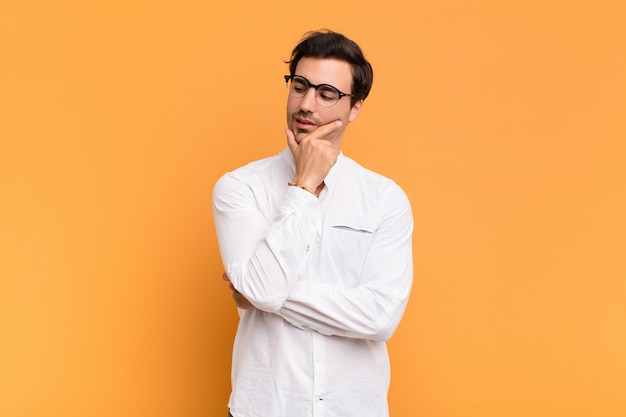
left=294, top=132, right=306, bottom=144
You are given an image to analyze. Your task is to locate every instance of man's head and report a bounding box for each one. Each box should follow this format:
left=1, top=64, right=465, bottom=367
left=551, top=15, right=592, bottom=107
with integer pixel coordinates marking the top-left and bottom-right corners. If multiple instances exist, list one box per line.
left=285, top=30, right=373, bottom=146
left=286, top=30, right=373, bottom=107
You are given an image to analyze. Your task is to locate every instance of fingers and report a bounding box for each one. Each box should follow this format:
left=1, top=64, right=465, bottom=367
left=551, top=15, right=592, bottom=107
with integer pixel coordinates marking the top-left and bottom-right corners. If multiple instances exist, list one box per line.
left=286, top=120, right=343, bottom=149
left=232, top=291, right=253, bottom=310
left=310, top=120, right=342, bottom=140
left=230, top=286, right=253, bottom=310
left=286, top=128, right=297, bottom=153
left=223, top=272, right=253, bottom=309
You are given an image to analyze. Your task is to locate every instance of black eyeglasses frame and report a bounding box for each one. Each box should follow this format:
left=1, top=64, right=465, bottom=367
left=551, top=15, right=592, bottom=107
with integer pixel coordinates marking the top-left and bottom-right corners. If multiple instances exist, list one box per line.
left=284, top=75, right=353, bottom=105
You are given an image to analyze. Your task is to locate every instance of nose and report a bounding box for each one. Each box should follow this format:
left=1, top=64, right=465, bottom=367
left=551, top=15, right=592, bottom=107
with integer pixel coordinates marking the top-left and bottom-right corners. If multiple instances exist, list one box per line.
left=299, top=88, right=318, bottom=112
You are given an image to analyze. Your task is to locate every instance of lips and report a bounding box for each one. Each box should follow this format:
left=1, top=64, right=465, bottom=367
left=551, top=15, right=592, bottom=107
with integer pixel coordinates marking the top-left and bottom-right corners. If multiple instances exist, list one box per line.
left=294, top=115, right=317, bottom=129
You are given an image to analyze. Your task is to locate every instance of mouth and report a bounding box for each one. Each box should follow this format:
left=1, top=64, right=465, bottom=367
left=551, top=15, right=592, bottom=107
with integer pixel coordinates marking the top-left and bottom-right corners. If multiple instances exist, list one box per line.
left=294, top=115, right=318, bottom=130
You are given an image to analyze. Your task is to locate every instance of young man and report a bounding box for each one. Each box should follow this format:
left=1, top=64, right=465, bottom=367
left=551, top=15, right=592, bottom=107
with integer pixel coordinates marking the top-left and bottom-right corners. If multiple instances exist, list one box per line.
left=213, top=30, right=413, bottom=417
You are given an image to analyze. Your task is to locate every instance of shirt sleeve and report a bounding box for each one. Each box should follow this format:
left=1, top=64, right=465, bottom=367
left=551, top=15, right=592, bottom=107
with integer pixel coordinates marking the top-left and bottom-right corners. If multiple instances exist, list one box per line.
left=212, top=172, right=321, bottom=312
left=277, top=186, right=414, bottom=341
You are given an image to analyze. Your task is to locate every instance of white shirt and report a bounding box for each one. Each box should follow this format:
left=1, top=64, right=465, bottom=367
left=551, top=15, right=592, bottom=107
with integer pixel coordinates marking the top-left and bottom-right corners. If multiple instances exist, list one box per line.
left=213, top=147, right=413, bottom=417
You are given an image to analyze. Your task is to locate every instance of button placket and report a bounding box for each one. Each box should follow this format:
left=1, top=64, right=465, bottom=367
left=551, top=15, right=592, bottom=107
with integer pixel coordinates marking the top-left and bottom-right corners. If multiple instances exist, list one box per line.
left=312, top=332, right=326, bottom=416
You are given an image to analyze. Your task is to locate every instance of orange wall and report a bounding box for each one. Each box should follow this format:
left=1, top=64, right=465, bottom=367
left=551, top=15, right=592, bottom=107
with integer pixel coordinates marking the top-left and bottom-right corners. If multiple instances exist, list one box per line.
left=1, top=1, right=625, bottom=416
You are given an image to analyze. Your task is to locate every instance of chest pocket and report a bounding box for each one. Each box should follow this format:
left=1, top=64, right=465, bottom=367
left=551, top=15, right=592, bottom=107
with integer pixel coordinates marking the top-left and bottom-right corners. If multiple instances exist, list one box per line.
left=322, top=224, right=375, bottom=288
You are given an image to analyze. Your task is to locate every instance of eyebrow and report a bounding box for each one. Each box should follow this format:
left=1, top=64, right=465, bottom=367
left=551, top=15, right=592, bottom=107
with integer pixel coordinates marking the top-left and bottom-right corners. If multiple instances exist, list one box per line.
left=293, top=74, right=351, bottom=95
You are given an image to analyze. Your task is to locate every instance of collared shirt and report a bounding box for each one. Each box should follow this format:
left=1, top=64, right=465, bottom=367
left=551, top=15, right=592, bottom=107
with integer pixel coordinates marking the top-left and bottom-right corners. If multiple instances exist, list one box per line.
left=212, top=147, right=413, bottom=417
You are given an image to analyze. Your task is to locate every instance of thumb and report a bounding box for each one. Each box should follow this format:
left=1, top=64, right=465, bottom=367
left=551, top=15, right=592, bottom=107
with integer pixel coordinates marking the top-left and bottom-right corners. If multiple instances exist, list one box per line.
left=286, top=129, right=298, bottom=153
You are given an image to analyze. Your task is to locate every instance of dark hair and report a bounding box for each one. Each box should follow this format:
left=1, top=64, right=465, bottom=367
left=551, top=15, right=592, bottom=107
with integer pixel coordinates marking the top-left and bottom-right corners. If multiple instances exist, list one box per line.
left=286, top=30, right=373, bottom=107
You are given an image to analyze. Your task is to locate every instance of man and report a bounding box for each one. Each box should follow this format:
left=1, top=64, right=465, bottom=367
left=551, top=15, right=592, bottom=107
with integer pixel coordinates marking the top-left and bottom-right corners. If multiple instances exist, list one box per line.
left=213, top=30, right=413, bottom=417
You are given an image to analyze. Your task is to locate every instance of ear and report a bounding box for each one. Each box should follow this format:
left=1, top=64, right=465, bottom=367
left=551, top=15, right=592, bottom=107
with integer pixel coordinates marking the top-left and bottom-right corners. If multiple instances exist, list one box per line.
left=348, top=100, right=363, bottom=123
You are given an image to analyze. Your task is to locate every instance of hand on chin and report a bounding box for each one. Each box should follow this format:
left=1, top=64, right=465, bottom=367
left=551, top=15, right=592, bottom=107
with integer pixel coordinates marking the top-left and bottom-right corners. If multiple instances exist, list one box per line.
left=292, top=125, right=315, bottom=144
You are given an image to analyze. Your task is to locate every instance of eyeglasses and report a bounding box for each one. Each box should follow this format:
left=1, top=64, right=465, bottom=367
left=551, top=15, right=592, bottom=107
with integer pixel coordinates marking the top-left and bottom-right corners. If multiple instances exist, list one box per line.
left=284, top=75, right=353, bottom=108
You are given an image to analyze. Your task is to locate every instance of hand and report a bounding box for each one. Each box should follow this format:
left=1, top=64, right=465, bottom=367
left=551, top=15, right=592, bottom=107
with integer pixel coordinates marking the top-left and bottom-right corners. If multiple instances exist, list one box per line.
left=286, top=120, right=342, bottom=193
left=222, top=272, right=254, bottom=310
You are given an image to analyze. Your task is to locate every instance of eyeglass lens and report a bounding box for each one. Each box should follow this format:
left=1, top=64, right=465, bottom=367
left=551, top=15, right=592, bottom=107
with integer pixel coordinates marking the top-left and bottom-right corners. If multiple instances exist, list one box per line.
left=289, top=76, right=341, bottom=107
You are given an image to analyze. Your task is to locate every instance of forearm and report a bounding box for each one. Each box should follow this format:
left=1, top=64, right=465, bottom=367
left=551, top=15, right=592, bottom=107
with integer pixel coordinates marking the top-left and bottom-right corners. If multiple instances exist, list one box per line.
left=225, top=230, right=309, bottom=312
left=277, top=192, right=414, bottom=340
left=278, top=266, right=412, bottom=341
left=213, top=175, right=321, bottom=312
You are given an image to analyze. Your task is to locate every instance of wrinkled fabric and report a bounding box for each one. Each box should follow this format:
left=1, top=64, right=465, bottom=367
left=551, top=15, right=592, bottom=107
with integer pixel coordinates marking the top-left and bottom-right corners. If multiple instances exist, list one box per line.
left=213, top=148, right=413, bottom=417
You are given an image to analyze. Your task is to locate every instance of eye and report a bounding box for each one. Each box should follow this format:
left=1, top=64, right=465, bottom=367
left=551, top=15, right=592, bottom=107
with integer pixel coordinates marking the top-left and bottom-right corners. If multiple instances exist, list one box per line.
left=318, top=87, right=339, bottom=102
left=291, top=80, right=309, bottom=94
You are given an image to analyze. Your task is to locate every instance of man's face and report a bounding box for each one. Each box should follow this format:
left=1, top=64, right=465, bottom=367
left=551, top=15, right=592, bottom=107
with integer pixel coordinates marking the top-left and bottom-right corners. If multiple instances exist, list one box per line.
left=286, top=57, right=362, bottom=147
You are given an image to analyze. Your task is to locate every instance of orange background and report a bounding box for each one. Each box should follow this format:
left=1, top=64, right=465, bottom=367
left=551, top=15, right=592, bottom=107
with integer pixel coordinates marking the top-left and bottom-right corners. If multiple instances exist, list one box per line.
left=1, top=1, right=625, bottom=416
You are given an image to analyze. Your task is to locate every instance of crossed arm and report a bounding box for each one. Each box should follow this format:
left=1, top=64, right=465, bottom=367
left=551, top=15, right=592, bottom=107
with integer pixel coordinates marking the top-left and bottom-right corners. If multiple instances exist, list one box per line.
left=214, top=173, right=413, bottom=340
left=217, top=122, right=342, bottom=313
left=214, top=125, right=412, bottom=340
